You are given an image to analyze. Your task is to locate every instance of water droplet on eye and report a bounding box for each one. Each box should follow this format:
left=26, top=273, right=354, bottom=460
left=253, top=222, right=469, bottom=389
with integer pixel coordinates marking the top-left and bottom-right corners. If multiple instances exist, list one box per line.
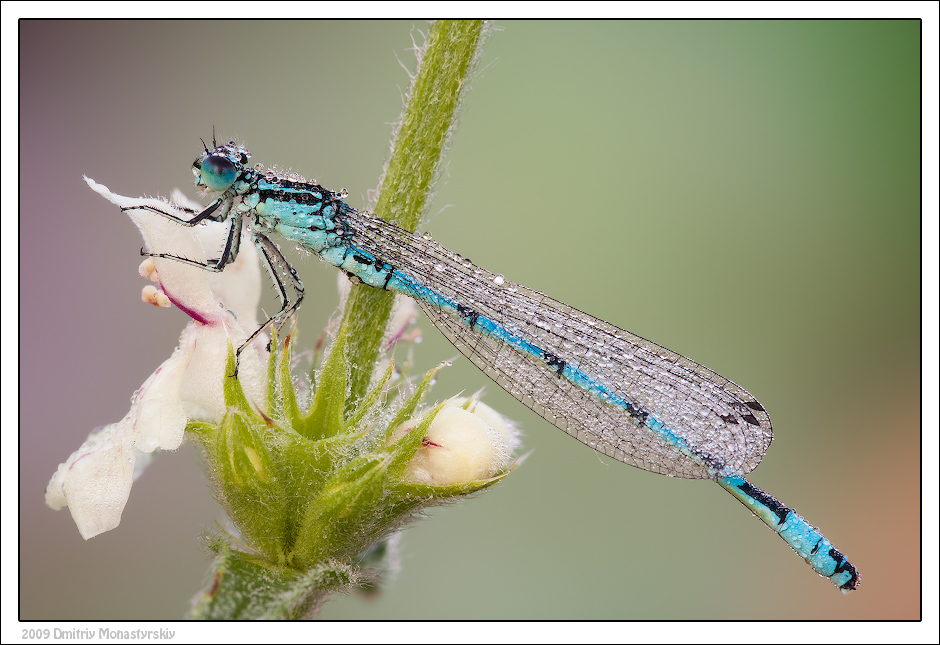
left=493, top=274, right=505, bottom=285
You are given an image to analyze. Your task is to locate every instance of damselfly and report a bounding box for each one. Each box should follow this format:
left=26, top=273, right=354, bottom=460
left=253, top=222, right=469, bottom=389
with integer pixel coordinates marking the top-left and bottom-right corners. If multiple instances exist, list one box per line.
left=125, top=138, right=859, bottom=592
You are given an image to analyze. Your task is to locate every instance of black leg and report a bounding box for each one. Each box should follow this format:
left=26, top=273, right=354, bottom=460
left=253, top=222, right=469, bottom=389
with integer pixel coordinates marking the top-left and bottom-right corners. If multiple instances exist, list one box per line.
left=234, top=232, right=306, bottom=372
left=132, top=200, right=243, bottom=273
left=123, top=198, right=226, bottom=226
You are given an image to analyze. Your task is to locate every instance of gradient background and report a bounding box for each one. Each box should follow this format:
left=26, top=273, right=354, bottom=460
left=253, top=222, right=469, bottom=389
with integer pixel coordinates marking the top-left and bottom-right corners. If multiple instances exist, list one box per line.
left=20, top=20, right=921, bottom=620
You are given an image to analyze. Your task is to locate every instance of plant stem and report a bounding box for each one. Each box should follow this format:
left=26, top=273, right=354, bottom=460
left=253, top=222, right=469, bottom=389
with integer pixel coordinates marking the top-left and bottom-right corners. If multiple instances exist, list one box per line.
left=192, top=20, right=490, bottom=620
left=342, top=20, right=489, bottom=406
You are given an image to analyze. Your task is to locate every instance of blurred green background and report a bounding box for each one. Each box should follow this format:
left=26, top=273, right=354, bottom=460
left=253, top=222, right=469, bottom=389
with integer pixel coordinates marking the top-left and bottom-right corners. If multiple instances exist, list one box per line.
left=20, top=20, right=919, bottom=619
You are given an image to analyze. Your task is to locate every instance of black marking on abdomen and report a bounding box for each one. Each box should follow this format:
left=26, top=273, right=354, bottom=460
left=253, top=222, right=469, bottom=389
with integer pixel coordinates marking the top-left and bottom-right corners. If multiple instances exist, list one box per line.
left=736, top=479, right=790, bottom=525
left=615, top=398, right=652, bottom=429
left=829, top=548, right=859, bottom=590
left=456, top=303, right=480, bottom=329
left=543, top=351, right=566, bottom=377
left=690, top=447, right=727, bottom=474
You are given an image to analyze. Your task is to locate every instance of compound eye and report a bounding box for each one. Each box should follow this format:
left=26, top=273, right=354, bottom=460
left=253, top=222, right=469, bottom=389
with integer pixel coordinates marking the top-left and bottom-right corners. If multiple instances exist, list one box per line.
left=201, top=154, right=238, bottom=192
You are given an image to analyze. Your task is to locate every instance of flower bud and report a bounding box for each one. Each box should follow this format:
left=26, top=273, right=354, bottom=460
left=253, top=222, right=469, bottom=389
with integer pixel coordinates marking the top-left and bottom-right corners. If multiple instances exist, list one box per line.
left=394, top=398, right=518, bottom=486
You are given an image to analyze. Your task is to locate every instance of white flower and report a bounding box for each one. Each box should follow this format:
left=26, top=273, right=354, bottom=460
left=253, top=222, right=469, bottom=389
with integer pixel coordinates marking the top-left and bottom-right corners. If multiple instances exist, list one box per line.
left=393, top=397, right=521, bottom=486
left=45, top=179, right=268, bottom=539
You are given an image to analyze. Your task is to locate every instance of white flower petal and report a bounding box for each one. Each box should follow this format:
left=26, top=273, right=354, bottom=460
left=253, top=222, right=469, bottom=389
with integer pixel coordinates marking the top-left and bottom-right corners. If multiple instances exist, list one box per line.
left=46, top=423, right=137, bottom=540
left=84, top=177, right=222, bottom=323
left=178, top=320, right=267, bottom=422
left=130, top=329, right=196, bottom=452
left=451, top=396, right=522, bottom=457
left=45, top=330, right=199, bottom=537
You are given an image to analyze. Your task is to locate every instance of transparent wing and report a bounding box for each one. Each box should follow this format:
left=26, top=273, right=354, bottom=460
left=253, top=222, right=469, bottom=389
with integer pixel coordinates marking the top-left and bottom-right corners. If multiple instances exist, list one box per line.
left=344, top=212, right=773, bottom=479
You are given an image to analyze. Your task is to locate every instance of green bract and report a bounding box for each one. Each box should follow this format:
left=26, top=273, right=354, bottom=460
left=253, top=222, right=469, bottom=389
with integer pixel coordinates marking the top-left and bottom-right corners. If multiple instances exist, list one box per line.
left=187, top=324, right=510, bottom=617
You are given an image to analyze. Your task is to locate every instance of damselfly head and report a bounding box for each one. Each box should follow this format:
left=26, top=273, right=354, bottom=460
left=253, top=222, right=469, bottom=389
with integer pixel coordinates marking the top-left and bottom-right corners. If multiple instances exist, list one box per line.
left=192, top=140, right=252, bottom=193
